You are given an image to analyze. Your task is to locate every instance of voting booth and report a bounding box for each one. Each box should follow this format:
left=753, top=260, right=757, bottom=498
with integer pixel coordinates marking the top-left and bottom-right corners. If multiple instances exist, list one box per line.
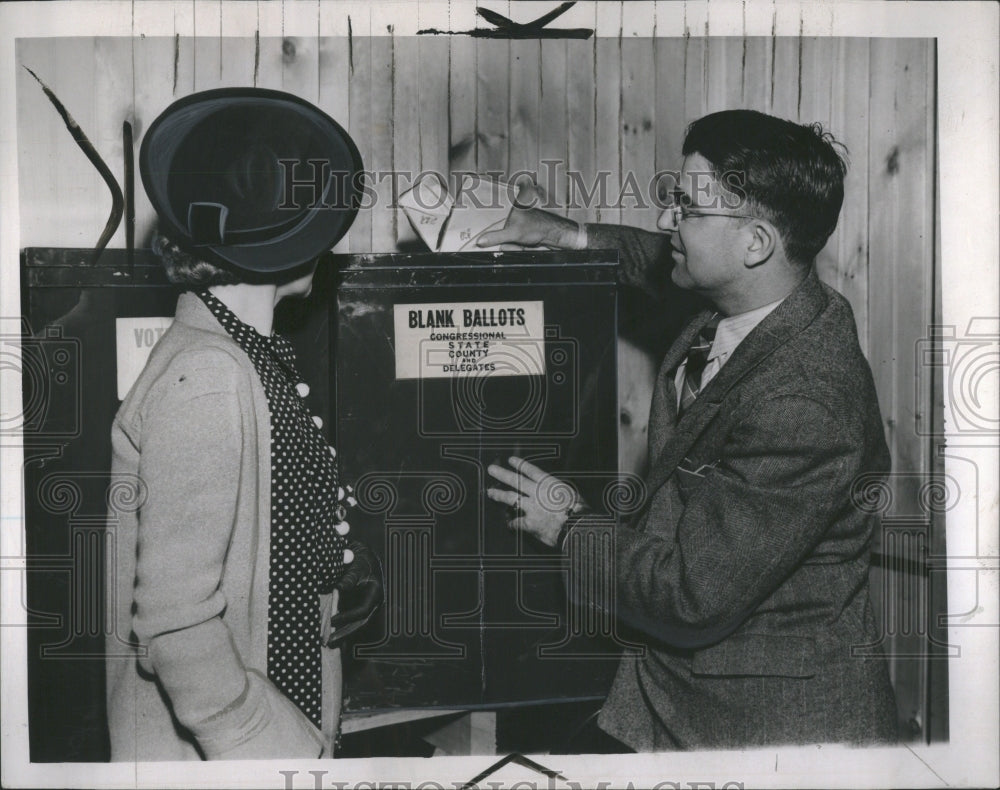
left=19, top=248, right=626, bottom=760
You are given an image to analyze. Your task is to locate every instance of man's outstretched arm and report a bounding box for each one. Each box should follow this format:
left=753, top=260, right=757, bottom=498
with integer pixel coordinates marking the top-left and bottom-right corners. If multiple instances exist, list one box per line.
left=476, top=189, right=674, bottom=298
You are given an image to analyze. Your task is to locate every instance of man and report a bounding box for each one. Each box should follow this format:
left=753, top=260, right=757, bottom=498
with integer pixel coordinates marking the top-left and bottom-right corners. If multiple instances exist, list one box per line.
left=483, top=110, right=898, bottom=750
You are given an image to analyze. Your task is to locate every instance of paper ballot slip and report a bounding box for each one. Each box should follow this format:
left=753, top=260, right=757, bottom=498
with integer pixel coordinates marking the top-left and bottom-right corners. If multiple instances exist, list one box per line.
left=398, top=174, right=516, bottom=252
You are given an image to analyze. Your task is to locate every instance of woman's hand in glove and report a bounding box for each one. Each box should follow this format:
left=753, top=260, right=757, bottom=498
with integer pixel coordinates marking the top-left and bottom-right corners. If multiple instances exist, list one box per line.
left=326, top=541, right=384, bottom=648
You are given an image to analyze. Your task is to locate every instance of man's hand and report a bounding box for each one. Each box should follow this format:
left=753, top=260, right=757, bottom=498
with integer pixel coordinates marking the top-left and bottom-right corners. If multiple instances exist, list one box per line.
left=486, top=456, right=582, bottom=547
left=327, top=541, right=383, bottom=648
left=477, top=182, right=585, bottom=250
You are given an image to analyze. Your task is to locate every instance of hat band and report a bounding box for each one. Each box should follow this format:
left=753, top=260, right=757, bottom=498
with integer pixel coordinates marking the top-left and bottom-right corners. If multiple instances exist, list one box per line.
left=187, top=201, right=319, bottom=248
left=185, top=161, right=341, bottom=248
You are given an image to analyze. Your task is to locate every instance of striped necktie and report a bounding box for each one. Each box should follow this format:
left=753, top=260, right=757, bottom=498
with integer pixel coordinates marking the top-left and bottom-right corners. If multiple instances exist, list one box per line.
left=678, top=314, right=720, bottom=417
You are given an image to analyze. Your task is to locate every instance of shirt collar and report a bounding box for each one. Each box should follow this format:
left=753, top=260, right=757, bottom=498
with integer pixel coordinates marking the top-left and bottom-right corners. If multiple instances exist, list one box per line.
left=708, top=297, right=786, bottom=363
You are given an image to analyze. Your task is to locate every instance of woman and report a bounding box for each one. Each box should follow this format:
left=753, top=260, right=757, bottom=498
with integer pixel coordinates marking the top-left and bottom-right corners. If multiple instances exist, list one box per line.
left=106, top=89, right=380, bottom=761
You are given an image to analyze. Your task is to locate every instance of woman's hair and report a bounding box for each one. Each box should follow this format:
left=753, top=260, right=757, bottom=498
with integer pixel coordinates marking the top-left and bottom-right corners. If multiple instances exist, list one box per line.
left=151, top=233, right=242, bottom=286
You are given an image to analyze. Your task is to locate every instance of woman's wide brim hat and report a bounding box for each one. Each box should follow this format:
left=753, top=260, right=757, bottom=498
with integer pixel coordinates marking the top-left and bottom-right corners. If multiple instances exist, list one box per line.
left=140, top=87, right=363, bottom=273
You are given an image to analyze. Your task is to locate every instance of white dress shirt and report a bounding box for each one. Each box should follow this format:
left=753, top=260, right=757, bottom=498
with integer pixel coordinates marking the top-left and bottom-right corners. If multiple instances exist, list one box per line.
left=675, top=297, right=786, bottom=410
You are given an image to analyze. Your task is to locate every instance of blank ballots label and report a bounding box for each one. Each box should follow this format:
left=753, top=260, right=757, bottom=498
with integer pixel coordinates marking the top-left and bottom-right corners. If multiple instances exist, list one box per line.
left=393, top=301, right=545, bottom=380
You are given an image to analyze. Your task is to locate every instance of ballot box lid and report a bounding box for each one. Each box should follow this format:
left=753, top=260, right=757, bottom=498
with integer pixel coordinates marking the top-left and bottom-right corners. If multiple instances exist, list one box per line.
left=333, top=250, right=618, bottom=289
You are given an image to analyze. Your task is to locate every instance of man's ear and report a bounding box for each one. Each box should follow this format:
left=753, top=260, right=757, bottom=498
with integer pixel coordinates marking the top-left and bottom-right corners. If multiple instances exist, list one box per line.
left=744, top=219, right=777, bottom=268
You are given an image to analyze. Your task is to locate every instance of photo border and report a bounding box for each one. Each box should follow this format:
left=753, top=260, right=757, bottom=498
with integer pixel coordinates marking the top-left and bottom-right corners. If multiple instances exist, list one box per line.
left=1, top=2, right=997, bottom=788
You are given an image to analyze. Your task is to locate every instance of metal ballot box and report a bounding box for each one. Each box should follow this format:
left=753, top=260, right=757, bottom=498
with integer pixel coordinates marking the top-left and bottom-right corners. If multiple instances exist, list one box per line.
left=334, top=252, right=624, bottom=714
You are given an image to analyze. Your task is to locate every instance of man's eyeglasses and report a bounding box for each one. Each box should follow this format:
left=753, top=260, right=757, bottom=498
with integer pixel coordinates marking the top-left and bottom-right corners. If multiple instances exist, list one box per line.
left=661, top=191, right=758, bottom=231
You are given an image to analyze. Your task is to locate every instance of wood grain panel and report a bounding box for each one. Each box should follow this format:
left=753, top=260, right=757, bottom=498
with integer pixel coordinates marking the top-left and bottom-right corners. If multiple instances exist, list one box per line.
left=654, top=38, right=687, bottom=201
left=253, top=1, right=283, bottom=91
left=866, top=40, right=936, bottom=739
left=539, top=40, right=569, bottom=215
left=346, top=14, right=374, bottom=253
left=279, top=35, right=320, bottom=100
left=798, top=37, right=841, bottom=296
left=219, top=3, right=257, bottom=85
left=508, top=38, right=541, bottom=187
left=191, top=25, right=223, bottom=90
left=868, top=39, right=935, bottom=477
left=316, top=22, right=352, bottom=253
left=797, top=36, right=834, bottom=127
left=620, top=35, right=656, bottom=230
left=829, top=37, right=871, bottom=352
left=173, top=25, right=197, bottom=97
left=770, top=36, right=800, bottom=121
left=16, top=39, right=97, bottom=250
left=129, top=35, right=185, bottom=245
left=317, top=34, right=351, bottom=122
left=476, top=38, right=510, bottom=176
left=417, top=37, right=451, bottom=184
left=705, top=37, right=743, bottom=114
left=683, top=35, right=707, bottom=128
left=565, top=37, right=595, bottom=225
left=217, top=34, right=257, bottom=88
left=392, top=35, right=422, bottom=249
left=93, top=37, right=134, bottom=251
left=740, top=36, right=772, bottom=112
left=447, top=34, right=477, bottom=177
left=366, top=15, right=396, bottom=252
left=593, top=5, right=622, bottom=225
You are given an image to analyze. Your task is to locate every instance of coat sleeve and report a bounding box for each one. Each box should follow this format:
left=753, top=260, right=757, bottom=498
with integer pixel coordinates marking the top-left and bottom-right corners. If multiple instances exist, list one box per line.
left=584, top=223, right=704, bottom=337
left=131, top=348, right=324, bottom=759
left=570, top=392, right=874, bottom=649
left=584, top=222, right=674, bottom=297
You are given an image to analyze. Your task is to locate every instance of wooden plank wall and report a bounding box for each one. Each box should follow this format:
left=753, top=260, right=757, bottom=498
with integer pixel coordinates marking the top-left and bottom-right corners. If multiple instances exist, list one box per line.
left=15, top=24, right=938, bottom=739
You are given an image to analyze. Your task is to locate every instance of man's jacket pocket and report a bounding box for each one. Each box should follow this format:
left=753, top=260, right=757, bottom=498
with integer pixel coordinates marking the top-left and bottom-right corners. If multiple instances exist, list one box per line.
left=674, top=459, right=717, bottom=503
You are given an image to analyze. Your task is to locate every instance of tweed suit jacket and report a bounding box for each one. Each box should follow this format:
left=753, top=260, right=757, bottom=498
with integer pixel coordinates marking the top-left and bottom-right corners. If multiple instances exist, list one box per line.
left=106, top=292, right=342, bottom=761
left=578, top=224, right=898, bottom=750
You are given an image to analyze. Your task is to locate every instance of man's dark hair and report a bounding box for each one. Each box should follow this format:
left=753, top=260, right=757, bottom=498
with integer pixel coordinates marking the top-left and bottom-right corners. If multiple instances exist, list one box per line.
left=682, top=109, right=849, bottom=265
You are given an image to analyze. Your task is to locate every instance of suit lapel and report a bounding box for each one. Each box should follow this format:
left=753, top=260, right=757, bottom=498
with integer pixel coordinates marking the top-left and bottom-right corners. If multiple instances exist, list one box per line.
left=644, top=270, right=828, bottom=495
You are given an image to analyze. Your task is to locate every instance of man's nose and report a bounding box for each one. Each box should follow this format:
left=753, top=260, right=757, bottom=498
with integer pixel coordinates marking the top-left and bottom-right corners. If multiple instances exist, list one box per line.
left=657, top=208, right=677, bottom=232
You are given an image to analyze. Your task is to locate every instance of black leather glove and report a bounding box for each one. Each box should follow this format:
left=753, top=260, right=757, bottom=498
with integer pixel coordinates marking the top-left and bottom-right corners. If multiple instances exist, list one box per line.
left=326, top=540, right=383, bottom=648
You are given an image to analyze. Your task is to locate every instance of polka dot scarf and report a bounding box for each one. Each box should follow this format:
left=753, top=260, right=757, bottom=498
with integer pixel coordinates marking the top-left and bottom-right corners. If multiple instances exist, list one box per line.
left=194, top=289, right=352, bottom=726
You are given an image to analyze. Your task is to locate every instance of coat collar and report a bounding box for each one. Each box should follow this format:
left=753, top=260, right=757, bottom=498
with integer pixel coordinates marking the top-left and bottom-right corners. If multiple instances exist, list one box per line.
left=172, top=290, right=233, bottom=336
left=644, top=268, right=829, bottom=494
